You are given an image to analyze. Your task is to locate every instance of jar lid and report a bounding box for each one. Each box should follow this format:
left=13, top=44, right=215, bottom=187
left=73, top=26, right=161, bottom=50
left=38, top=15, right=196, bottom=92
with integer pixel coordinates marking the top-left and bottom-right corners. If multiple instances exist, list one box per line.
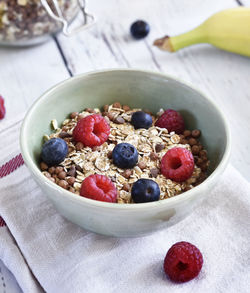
left=41, top=0, right=95, bottom=36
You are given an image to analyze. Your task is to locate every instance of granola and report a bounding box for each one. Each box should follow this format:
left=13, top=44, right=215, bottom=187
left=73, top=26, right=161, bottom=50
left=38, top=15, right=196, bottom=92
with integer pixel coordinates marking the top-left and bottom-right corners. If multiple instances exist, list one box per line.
left=40, top=103, right=209, bottom=203
left=0, top=0, right=78, bottom=44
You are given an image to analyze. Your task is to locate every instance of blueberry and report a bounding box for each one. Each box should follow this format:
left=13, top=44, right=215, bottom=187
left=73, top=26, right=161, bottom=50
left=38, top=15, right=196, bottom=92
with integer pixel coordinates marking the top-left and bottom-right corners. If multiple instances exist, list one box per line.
left=131, top=179, right=160, bottom=203
left=112, top=143, right=138, bottom=169
left=130, top=20, right=150, bottom=39
left=41, top=138, right=68, bottom=166
left=131, top=111, right=153, bottom=129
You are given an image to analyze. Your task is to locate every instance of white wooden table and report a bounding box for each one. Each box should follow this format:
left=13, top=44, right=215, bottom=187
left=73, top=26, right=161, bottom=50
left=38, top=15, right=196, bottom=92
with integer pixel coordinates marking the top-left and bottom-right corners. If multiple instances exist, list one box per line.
left=0, top=0, right=249, bottom=291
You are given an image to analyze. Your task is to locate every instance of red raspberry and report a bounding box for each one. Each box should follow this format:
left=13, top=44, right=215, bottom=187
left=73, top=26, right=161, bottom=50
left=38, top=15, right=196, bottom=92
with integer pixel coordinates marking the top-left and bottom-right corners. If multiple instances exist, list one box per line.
left=0, top=96, right=6, bottom=120
left=80, top=174, right=117, bottom=203
left=164, top=241, right=203, bottom=283
left=73, top=114, right=110, bottom=147
left=155, top=109, right=185, bottom=134
left=161, top=147, right=194, bottom=182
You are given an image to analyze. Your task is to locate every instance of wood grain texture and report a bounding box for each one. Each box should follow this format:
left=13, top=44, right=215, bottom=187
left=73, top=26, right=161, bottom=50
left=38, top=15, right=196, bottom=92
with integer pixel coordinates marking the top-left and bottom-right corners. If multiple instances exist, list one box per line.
left=0, top=40, right=70, bottom=119
left=238, top=0, right=250, bottom=5
left=55, top=0, right=250, bottom=180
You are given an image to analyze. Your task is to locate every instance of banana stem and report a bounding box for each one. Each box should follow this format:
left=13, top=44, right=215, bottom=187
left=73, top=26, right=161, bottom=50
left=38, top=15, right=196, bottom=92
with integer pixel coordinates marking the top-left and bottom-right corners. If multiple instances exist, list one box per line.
left=171, top=25, right=206, bottom=52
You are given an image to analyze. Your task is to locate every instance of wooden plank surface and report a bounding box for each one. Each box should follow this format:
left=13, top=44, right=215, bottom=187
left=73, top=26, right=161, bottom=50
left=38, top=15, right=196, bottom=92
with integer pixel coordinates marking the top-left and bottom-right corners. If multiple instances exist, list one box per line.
left=239, top=0, right=250, bottom=5
left=56, top=0, right=250, bottom=180
left=0, top=40, right=70, bottom=119
left=56, top=0, right=239, bottom=72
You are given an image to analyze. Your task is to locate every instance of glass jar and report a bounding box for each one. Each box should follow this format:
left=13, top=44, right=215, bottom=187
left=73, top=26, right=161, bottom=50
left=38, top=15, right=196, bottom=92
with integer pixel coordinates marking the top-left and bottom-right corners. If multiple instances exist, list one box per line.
left=0, top=0, right=94, bottom=46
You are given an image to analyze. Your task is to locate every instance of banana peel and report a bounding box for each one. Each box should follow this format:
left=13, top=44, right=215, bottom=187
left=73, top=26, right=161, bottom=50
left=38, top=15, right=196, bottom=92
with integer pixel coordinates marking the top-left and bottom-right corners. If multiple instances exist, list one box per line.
left=154, top=7, right=250, bottom=57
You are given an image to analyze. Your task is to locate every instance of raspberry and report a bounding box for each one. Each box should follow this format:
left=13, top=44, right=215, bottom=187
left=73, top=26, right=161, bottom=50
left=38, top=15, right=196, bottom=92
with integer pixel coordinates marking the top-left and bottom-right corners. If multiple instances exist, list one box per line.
left=80, top=174, right=117, bottom=203
left=0, top=96, right=6, bottom=120
left=73, top=114, right=110, bottom=147
left=164, top=241, right=203, bottom=283
left=161, top=147, right=194, bottom=182
left=155, top=109, right=185, bottom=134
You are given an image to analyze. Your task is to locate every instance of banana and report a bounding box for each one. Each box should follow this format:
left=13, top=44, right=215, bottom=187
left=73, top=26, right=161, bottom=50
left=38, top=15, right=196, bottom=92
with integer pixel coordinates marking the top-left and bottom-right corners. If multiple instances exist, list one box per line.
left=154, top=7, right=250, bottom=57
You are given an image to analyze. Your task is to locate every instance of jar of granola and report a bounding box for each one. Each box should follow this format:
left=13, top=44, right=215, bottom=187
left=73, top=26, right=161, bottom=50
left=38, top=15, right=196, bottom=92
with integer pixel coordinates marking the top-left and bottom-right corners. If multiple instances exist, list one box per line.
left=0, top=0, right=95, bottom=46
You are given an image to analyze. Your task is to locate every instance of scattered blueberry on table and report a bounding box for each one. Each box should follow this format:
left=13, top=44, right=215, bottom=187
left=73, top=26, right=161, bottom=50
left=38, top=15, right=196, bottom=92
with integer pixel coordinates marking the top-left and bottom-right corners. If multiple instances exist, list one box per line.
left=130, top=20, right=150, bottom=39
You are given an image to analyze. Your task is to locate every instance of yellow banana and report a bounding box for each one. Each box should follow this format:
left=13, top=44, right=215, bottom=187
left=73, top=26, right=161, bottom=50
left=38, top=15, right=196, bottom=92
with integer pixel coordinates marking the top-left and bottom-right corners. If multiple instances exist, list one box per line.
left=154, top=7, right=250, bottom=57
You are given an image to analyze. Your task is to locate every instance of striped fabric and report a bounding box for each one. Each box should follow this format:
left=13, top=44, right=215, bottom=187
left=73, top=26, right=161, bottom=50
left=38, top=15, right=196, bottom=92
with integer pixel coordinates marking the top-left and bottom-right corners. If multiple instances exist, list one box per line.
left=0, top=153, right=24, bottom=179
left=0, top=154, right=24, bottom=227
left=0, top=112, right=25, bottom=227
left=0, top=217, right=6, bottom=227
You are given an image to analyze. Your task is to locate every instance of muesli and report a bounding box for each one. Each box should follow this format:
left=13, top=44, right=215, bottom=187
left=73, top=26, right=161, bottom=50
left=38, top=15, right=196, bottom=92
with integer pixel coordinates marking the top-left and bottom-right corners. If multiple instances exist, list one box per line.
left=40, top=102, right=209, bottom=204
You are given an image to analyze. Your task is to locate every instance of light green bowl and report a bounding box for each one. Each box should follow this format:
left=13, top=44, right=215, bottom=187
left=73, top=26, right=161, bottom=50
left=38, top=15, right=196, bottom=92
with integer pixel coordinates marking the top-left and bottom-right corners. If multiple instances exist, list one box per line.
left=20, top=69, right=231, bottom=237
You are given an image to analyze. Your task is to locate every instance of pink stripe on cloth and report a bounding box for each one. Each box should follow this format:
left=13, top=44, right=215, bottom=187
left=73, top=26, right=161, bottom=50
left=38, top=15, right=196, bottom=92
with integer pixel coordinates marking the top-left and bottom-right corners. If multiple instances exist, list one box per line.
left=0, top=217, right=6, bottom=227
left=0, top=153, right=25, bottom=227
left=0, top=153, right=24, bottom=179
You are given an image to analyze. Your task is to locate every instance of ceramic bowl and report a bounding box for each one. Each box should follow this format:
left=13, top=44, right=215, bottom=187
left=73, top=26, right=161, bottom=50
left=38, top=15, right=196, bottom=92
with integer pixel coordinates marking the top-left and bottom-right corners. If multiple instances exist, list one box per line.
left=20, top=69, right=231, bottom=237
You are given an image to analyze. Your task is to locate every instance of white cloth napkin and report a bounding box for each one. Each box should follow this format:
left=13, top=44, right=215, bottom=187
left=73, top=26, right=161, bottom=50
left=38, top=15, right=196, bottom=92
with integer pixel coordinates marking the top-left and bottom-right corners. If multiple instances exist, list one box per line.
left=0, top=117, right=249, bottom=293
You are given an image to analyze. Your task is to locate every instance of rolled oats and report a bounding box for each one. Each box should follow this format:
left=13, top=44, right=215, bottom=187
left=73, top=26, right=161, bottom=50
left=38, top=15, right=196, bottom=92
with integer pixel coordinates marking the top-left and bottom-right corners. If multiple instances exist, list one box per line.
left=43, top=134, right=50, bottom=142
left=41, top=104, right=209, bottom=204
left=51, top=119, right=58, bottom=130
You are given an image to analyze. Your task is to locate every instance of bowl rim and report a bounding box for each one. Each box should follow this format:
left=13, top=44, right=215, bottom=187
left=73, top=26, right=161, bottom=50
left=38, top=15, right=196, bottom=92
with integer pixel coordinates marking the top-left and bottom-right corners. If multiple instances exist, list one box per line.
left=20, top=68, right=231, bottom=211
